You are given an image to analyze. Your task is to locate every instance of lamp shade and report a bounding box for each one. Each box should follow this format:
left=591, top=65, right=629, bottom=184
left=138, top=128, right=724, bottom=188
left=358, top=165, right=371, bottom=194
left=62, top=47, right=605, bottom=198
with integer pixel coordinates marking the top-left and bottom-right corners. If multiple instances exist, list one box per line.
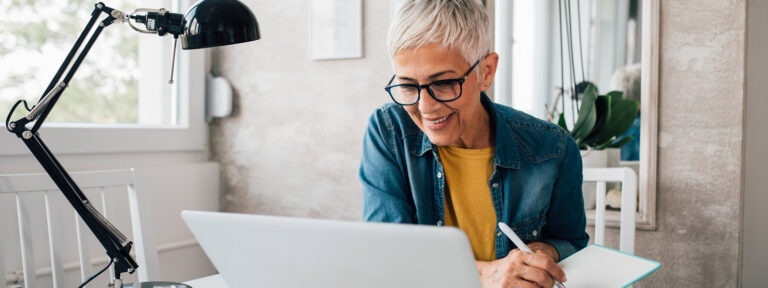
left=181, top=0, right=260, bottom=50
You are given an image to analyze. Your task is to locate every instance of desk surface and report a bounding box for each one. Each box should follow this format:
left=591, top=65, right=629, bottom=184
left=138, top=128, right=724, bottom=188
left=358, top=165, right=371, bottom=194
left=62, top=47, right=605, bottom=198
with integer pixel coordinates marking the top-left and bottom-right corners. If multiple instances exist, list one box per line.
left=184, top=274, right=228, bottom=288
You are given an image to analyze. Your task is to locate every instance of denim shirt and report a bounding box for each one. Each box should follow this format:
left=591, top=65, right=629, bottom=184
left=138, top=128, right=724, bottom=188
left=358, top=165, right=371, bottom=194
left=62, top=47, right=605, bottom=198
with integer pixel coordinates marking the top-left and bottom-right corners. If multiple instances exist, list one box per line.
left=360, top=93, right=589, bottom=260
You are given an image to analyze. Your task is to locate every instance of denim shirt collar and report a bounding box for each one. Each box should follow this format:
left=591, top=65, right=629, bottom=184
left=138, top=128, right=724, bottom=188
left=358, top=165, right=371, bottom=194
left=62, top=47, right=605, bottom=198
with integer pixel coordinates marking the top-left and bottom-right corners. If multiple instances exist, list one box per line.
left=411, top=93, right=521, bottom=170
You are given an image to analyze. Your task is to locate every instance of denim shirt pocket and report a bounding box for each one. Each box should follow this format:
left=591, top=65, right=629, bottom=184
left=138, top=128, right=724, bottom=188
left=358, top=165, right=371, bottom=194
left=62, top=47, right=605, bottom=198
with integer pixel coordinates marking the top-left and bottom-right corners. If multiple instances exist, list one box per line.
left=509, top=214, right=547, bottom=243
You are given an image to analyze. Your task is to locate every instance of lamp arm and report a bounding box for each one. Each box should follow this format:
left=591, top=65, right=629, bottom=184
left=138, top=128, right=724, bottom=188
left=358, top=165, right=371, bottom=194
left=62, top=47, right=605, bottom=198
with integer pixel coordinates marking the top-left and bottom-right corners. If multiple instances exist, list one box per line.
left=6, top=2, right=140, bottom=281
left=37, top=4, right=103, bottom=108
left=20, top=132, right=139, bottom=279
left=32, top=3, right=124, bottom=132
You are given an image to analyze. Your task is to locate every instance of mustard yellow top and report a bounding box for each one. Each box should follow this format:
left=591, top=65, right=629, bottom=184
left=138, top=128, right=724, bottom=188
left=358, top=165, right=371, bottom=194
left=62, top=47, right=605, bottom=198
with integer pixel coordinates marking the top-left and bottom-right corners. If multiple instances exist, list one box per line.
left=438, top=146, right=497, bottom=261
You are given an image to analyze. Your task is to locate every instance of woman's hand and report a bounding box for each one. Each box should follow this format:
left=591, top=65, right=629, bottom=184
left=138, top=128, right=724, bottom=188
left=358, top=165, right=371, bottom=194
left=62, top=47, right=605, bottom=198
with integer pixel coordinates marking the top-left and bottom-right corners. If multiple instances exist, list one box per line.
left=527, top=241, right=560, bottom=262
left=476, top=246, right=566, bottom=288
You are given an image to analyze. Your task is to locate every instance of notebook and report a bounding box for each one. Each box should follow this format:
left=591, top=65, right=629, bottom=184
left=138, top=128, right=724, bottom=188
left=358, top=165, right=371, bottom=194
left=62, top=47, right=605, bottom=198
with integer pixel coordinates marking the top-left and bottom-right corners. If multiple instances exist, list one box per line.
left=559, top=245, right=661, bottom=287
left=181, top=210, right=482, bottom=288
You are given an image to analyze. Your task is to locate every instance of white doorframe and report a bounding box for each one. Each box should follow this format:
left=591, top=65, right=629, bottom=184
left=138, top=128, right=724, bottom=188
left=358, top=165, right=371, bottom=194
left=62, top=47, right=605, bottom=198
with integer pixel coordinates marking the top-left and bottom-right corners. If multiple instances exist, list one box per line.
left=742, top=0, right=768, bottom=285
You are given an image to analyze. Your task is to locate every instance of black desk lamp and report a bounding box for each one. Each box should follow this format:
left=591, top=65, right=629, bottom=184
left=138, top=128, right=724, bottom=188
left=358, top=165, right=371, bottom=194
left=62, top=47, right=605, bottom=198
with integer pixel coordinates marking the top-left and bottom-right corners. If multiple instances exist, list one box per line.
left=3, top=1, right=259, bottom=287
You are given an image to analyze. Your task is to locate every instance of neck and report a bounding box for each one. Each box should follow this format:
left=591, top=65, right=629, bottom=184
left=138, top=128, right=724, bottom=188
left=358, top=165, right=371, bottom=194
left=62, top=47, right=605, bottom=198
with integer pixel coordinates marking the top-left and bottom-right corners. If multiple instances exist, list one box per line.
left=454, top=106, right=492, bottom=149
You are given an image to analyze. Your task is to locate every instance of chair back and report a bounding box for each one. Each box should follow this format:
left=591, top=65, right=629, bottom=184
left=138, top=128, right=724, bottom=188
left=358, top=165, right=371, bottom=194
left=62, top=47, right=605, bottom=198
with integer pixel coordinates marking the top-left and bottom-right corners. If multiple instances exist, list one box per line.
left=583, top=167, right=637, bottom=254
left=0, top=169, right=159, bottom=288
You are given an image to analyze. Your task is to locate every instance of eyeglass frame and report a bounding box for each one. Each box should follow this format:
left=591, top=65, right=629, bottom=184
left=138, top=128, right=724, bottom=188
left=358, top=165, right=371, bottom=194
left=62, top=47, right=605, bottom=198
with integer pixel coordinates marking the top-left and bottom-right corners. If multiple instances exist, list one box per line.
left=384, top=60, right=480, bottom=106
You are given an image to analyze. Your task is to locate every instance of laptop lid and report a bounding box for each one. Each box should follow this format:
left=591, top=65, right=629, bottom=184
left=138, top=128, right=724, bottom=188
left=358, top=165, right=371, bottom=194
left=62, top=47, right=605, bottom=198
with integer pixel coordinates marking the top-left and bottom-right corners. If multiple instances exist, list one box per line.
left=182, top=210, right=482, bottom=288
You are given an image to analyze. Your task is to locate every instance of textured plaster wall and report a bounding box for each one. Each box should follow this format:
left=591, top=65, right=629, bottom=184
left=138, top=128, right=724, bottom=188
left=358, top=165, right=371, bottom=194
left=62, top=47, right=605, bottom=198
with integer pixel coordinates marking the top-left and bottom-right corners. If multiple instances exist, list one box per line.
left=212, top=0, right=747, bottom=286
left=210, top=0, right=390, bottom=220
left=634, top=0, right=745, bottom=286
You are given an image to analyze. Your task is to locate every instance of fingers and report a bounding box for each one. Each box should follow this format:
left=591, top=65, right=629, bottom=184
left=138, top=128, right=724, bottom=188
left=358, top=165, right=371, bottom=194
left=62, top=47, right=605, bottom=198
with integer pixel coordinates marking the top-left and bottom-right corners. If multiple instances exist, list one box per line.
left=502, top=279, right=540, bottom=288
left=479, top=250, right=567, bottom=288
left=479, top=257, right=548, bottom=288
left=520, top=250, right=566, bottom=282
left=516, top=264, right=555, bottom=288
left=489, top=271, right=542, bottom=288
left=505, top=249, right=566, bottom=284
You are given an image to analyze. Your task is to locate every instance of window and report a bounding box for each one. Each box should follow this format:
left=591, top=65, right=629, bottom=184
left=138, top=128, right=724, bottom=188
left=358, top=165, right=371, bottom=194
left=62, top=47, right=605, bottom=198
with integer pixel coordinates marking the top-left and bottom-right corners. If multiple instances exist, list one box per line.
left=0, top=0, right=206, bottom=155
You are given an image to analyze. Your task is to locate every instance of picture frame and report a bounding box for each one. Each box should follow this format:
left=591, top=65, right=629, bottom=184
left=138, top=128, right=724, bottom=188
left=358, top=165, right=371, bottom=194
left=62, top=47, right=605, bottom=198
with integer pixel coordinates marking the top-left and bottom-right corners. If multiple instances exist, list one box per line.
left=309, top=0, right=363, bottom=60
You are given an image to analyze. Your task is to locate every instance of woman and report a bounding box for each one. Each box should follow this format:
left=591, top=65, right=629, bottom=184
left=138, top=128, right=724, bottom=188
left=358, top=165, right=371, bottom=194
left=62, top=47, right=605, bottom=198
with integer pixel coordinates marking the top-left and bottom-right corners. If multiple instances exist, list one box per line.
left=360, top=0, right=588, bottom=287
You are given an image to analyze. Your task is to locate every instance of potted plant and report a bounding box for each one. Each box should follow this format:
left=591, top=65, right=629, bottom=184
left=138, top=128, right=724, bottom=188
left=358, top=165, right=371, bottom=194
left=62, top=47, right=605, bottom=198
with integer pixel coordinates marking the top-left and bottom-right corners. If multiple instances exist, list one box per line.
left=555, top=82, right=639, bottom=153
left=549, top=4, right=641, bottom=210
left=551, top=82, right=639, bottom=209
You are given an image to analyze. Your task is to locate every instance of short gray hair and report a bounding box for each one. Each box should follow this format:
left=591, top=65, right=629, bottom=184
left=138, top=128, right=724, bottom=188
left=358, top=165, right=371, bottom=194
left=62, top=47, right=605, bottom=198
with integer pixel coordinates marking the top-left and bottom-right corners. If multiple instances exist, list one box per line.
left=388, top=0, right=492, bottom=68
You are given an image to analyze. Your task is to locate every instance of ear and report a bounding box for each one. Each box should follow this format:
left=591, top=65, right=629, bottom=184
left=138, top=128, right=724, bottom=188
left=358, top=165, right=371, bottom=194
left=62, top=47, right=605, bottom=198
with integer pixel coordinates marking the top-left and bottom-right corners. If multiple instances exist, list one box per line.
left=479, top=53, right=499, bottom=91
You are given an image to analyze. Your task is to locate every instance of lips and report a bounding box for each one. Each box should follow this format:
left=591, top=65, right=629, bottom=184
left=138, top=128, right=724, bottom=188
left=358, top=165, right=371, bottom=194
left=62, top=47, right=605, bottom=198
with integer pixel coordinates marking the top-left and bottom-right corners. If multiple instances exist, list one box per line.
left=426, top=114, right=451, bottom=124
left=423, top=112, right=455, bottom=130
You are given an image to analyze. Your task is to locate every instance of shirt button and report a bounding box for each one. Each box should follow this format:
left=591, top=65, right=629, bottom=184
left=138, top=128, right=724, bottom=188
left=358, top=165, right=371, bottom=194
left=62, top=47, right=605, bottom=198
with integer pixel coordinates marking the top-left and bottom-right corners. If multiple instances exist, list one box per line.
left=437, top=172, right=443, bottom=178
left=532, top=229, right=538, bottom=237
left=491, top=182, right=499, bottom=188
left=437, top=220, right=444, bottom=226
left=497, top=231, right=502, bottom=237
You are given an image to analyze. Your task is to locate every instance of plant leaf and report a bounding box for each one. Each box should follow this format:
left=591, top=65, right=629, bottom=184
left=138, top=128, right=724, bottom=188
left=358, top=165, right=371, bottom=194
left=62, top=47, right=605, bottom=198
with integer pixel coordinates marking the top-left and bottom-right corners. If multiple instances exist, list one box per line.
left=570, top=85, right=597, bottom=141
left=591, top=99, right=639, bottom=145
left=582, top=94, right=611, bottom=146
left=606, top=90, right=623, bottom=104
left=607, top=135, right=634, bottom=148
left=557, top=112, right=569, bottom=131
left=595, top=138, right=616, bottom=150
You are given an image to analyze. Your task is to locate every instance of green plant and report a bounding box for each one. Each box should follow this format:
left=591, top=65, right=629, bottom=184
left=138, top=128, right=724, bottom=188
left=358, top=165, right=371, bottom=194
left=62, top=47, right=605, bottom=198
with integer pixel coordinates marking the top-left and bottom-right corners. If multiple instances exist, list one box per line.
left=556, top=83, right=639, bottom=150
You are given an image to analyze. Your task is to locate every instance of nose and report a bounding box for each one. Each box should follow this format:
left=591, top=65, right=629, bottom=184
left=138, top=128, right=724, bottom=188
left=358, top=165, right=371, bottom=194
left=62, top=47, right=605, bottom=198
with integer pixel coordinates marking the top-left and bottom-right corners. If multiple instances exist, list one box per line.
left=417, top=88, right=441, bottom=113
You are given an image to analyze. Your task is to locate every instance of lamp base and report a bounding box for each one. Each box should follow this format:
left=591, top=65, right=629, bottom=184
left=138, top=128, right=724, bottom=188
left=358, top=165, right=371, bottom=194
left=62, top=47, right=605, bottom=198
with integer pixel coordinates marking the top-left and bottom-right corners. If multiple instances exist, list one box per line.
left=122, top=281, right=192, bottom=288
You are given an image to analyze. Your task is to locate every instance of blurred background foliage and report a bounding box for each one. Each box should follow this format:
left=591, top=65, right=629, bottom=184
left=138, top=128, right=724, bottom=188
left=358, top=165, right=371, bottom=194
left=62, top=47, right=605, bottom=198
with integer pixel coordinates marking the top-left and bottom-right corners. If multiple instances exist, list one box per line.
left=0, top=0, right=140, bottom=124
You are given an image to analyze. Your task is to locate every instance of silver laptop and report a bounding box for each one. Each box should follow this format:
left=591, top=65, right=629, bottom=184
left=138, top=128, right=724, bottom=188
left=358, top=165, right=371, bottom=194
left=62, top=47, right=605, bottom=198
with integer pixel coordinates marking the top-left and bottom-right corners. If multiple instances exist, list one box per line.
left=181, top=210, right=482, bottom=288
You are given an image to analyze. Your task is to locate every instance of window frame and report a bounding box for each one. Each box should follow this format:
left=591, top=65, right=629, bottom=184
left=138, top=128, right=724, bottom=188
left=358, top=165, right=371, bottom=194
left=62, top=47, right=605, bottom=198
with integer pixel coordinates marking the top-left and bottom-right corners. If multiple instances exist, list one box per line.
left=0, top=0, right=207, bottom=156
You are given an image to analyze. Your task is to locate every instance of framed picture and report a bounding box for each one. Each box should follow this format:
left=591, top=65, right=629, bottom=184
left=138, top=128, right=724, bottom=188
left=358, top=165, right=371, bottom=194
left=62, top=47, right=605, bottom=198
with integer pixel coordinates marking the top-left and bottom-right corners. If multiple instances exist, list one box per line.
left=309, top=0, right=363, bottom=60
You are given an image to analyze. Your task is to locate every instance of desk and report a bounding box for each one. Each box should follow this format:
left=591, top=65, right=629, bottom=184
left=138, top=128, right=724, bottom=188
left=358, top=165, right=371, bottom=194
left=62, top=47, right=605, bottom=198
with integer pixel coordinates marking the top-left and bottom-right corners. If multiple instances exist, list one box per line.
left=184, top=274, right=228, bottom=288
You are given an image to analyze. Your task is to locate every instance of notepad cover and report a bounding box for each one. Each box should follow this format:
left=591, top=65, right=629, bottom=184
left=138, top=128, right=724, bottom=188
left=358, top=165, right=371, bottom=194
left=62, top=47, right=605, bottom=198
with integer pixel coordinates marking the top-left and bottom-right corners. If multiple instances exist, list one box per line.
left=558, top=245, right=661, bottom=287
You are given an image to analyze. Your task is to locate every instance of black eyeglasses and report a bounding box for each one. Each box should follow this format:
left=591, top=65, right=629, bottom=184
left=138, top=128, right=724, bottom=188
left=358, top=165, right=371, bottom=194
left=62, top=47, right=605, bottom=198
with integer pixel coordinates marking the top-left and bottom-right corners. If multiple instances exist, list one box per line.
left=384, top=61, right=480, bottom=106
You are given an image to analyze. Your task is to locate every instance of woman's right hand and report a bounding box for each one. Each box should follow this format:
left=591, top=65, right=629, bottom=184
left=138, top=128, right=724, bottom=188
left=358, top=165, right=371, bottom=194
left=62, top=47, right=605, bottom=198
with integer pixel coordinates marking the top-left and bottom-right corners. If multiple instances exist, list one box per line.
left=476, top=249, right=566, bottom=288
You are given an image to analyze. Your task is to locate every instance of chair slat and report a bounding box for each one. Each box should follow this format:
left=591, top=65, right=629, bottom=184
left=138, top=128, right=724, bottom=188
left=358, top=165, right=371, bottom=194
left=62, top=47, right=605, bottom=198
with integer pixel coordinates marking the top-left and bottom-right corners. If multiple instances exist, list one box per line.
left=100, top=187, right=118, bottom=281
left=0, top=199, right=6, bottom=288
left=45, top=191, right=65, bottom=288
left=619, top=168, right=638, bottom=254
left=594, top=181, right=607, bottom=245
left=100, top=187, right=117, bottom=223
left=75, top=212, right=93, bottom=283
left=128, top=182, right=160, bottom=282
left=15, top=194, right=38, bottom=288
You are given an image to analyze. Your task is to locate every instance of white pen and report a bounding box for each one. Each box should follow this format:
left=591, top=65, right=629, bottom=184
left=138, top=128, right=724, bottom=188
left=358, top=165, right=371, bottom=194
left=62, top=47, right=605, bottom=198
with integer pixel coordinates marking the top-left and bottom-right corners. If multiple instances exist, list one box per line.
left=498, top=222, right=566, bottom=288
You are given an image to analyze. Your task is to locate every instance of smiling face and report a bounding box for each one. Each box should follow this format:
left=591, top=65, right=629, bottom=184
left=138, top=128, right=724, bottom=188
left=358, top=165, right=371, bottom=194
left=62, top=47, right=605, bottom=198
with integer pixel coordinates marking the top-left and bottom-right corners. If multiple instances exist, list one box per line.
left=393, top=44, right=499, bottom=148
